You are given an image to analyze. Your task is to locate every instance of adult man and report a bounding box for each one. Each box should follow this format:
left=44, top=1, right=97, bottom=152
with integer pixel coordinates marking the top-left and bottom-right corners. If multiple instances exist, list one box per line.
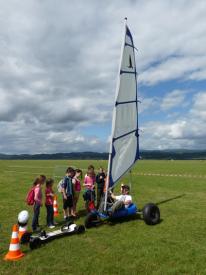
left=109, top=184, right=132, bottom=214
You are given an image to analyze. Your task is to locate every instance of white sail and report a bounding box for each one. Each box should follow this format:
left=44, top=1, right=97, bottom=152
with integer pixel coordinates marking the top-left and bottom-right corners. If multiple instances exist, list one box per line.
left=107, top=22, right=139, bottom=190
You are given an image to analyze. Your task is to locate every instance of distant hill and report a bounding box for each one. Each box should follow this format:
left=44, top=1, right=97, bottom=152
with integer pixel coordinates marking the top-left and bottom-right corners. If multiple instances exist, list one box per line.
left=0, top=150, right=206, bottom=160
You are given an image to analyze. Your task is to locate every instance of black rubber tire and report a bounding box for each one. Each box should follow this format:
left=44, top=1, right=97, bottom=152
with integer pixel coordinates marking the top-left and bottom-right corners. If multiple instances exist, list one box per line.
left=143, top=203, right=160, bottom=225
left=29, top=237, right=42, bottom=250
left=75, top=225, right=85, bottom=234
left=20, top=232, right=32, bottom=244
left=84, top=212, right=98, bottom=228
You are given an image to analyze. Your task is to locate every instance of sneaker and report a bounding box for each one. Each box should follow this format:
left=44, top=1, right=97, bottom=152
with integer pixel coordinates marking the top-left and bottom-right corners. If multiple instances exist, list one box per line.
left=48, top=225, right=55, bottom=229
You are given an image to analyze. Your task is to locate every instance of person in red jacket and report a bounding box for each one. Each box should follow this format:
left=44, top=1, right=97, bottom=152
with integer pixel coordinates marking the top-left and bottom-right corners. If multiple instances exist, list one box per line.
left=45, top=178, right=55, bottom=228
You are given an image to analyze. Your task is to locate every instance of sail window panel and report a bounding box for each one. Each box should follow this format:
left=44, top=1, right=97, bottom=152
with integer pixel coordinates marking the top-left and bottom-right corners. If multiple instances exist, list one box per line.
left=111, top=133, right=137, bottom=183
left=113, top=103, right=137, bottom=139
left=121, top=46, right=135, bottom=73
left=117, top=74, right=137, bottom=102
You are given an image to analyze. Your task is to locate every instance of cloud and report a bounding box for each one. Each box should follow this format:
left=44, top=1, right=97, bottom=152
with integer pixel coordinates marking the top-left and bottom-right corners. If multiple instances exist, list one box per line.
left=160, top=90, right=187, bottom=111
left=141, top=91, right=206, bottom=150
left=0, top=0, right=206, bottom=153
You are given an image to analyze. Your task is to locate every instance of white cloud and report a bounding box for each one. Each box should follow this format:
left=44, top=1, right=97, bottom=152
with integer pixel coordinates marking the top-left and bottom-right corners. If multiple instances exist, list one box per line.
left=141, top=91, right=206, bottom=150
left=160, top=90, right=187, bottom=111
left=0, top=0, right=206, bottom=153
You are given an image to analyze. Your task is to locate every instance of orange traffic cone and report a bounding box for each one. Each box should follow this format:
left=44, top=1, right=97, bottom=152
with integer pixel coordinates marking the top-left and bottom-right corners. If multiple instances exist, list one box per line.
left=4, top=224, right=24, bottom=261
left=18, top=224, right=28, bottom=241
left=53, top=195, right=59, bottom=217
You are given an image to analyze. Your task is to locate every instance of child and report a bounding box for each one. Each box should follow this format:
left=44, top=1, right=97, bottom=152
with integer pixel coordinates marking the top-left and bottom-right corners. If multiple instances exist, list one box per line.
left=32, top=176, right=45, bottom=232
left=45, top=178, right=55, bottom=228
left=72, top=169, right=82, bottom=216
left=96, top=167, right=106, bottom=208
left=62, top=167, right=75, bottom=219
left=83, top=166, right=96, bottom=212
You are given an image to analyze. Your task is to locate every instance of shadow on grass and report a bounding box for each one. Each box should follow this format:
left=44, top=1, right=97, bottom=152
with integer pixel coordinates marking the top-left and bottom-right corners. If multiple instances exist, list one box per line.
left=155, top=194, right=186, bottom=206
left=108, top=214, right=163, bottom=226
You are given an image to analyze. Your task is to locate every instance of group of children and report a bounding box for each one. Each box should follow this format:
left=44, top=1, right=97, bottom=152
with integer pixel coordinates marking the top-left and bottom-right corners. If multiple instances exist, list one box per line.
left=30, top=165, right=106, bottom=232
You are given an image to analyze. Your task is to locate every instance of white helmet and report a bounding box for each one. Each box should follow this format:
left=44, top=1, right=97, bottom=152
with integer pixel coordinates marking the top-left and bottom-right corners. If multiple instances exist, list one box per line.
left=18, top=210, right=29, bottom=225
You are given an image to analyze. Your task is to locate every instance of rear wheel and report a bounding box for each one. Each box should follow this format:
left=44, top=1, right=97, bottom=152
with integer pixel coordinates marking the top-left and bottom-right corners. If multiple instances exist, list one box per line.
left=75, top=225, right=85, bottom=234
left=85, top=212, right=99, bottom=228
left=30, top=237, right=41, bottom=250
left=143, top=203, right=160, bottom=225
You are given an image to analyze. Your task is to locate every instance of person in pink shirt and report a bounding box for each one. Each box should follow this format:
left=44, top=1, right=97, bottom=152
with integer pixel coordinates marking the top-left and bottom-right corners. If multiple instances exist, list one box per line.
left=32, top=175, right=46, bottom=232
left=45, top=178, right=55, bottom=228
left=72, top=169, right=82, bottom=216
left=83, top=165, right=96, bottom=212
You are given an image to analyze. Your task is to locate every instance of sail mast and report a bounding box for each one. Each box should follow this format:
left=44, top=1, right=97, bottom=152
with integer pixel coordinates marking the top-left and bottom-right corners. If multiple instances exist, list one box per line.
left=104, top=18, right=128, bottom=211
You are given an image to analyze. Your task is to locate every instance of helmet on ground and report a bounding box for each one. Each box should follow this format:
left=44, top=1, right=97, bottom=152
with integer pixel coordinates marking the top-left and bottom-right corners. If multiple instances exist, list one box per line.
left=18, top=210, right=29, bottom=226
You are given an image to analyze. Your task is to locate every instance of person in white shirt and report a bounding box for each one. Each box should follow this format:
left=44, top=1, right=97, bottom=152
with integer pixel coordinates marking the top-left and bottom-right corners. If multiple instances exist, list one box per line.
left=109, top=184, right=132, bottom=214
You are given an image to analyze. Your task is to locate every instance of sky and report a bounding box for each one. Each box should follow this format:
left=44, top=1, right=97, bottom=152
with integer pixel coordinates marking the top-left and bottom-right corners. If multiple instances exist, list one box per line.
left=0, top=0, right=206, bottom=154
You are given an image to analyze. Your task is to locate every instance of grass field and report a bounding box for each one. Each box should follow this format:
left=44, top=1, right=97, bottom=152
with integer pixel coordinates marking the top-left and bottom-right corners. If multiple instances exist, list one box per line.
left=0, top=160, right=206, bottom=275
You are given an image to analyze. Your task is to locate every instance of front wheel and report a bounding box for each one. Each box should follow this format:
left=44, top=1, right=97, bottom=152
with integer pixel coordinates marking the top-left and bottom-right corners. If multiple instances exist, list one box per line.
left=143, top=203, right=160, bottom=225
left=84, top=212, right=99, bottom=228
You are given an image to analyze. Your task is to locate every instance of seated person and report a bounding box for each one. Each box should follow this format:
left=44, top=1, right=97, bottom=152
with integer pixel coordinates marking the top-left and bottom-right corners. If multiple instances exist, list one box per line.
left=109, top=184, right=132, bottom=214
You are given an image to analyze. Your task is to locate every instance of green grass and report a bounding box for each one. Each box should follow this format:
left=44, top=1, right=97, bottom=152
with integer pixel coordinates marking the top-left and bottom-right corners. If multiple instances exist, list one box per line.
left=0, top=160, right=206, bottom=275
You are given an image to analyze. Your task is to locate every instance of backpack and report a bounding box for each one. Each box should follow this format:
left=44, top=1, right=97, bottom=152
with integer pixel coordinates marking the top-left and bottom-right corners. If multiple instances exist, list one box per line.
left=26, top=187, right=35, bottom=205
left=57, top=179, right=64, bottom=193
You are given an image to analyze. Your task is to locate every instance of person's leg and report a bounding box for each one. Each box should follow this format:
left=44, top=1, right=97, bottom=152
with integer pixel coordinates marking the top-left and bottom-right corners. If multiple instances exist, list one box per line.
left=32, top=204, right=40, bottom=231
left=50, top=204, right=54, bottom=225
left=63, top=198, right=69, bottom=219
left=97, top=187, right=104, bottom=208
left=110, top=200, right=124, bottom=214
left=68, top=195, right=74, bottom=216
left=47, top=205, right=53, bottom=226
left=73, top=196, right=77, bottom=215
left=46, top=205, right=50, bottom=226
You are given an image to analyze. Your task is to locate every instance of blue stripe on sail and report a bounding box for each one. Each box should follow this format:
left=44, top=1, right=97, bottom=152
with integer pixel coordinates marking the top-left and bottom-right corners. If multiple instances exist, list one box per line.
left=120, top=70, right=137, bottom=75
left=125, top=43, right=138, bottom=51
left=126, top=26, right=134, bottom=44
left=113, top=129, right=137, bottom=142
left=115, top=100, right=137, bottom=106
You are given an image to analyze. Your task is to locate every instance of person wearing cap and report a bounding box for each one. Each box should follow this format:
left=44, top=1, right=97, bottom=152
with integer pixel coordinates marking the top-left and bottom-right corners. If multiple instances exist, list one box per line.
left=109, top=184, right=132, bottom=214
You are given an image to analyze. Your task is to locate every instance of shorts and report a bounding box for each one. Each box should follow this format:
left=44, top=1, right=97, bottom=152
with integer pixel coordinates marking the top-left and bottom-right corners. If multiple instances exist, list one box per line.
left=63, top=195, right=73, bottom=209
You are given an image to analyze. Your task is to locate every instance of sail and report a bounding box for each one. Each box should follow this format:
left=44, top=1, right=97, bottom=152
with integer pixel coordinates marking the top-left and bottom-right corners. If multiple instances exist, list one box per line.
left=108, top=23, right=139, bottom=189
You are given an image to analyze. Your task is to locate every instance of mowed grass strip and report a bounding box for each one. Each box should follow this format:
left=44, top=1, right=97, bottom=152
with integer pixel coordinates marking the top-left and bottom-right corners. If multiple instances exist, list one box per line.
left=0, top=160, right=206, bottom=275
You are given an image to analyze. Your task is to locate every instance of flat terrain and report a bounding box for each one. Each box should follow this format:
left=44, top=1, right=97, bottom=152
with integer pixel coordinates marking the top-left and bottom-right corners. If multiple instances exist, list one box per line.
left=0, top=160, right=206, bottom=275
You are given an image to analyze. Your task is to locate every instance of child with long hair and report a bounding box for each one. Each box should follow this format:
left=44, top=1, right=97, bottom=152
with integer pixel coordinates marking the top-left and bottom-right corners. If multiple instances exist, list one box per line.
left=83, top=165, right=96, bottom=212
left=45, top=178, right=55, bottom=228
left=72, top=169, right=82, bottom=216
left=32, top=176, right=45, bottom=232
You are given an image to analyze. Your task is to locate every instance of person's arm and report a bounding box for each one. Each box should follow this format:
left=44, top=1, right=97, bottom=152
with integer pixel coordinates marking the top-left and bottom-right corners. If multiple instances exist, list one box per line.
left=62, top=179, right=67, bottom=200
left=124, top=196, right=132, bottom=205
left=34, top=186, right=42, bottom=205
left=110, top=192, right=116, bottom=200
